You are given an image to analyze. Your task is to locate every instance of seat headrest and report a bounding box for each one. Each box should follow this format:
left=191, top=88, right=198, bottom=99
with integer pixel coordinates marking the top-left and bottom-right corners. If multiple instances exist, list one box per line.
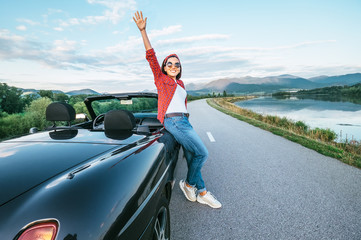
left=104, top=110, right=136, bottom=131
left=46, top=102, right=76, bottom=122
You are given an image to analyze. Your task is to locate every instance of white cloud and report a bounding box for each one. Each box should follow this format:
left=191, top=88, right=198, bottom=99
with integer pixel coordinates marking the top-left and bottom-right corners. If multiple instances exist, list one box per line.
left=16, top=19, right=40, bottom=26
left=0, top=29, right=137, bottom=71
left=157, top=34, right=230, bottom=45
left=59, top=18, right=80, bottom=27
left=0, top=30, right=32, bottom=59
left=149, top=25, right=182, bottom=38
left=54, top=27, right=64, bottom=32
left=102, top=0, right=137, bottom=24
left=0, top=30, right=84, bottom=69
left=16, top=25, right=27, bottom=31
left=163, top=39, right=338, bottom=64
left=42, top=9, right=64, bottom=24
left=102, top=25, right=184, bottom=61
left=232, top=40, right=337, bottom=52
left=268, top=40, right=337, bottom=51
left=169, top=40, right=337, bottom=56
left=53, top=40, right=77, bottom=53
left=57, top=0, right=137, bottom=29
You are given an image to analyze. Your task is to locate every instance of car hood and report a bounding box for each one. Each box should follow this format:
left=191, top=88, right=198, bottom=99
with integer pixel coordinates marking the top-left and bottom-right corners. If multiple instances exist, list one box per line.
left=0, top=129, right=144, bottom=206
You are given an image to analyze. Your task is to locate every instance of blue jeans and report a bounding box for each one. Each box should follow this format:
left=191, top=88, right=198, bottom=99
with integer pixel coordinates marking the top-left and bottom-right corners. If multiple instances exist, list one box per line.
left=164, top=116, right=208, bottom=193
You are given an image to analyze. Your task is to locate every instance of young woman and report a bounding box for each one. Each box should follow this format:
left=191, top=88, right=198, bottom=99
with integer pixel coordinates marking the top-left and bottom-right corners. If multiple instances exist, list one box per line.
left=133, top=11, right=221, bottom=208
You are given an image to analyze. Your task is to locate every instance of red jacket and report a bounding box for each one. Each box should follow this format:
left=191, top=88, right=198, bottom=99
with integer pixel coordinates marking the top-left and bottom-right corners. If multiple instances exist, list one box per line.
left=146, top=48, right=187, bottom=124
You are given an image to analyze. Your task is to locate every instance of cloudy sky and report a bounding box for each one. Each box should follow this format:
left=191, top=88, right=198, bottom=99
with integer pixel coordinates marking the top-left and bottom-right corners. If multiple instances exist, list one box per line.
left=1, top=0, right=360, bottom=93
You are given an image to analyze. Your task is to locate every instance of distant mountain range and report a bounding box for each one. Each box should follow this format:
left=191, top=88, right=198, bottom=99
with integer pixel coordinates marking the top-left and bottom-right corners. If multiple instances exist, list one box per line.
left=21, top=88, right=100, bottom=96
left=13, top=73, right=361, bottom=97
left=65, top=89, right=100, bottom=96
left=187, top=73, right=361, bottom=95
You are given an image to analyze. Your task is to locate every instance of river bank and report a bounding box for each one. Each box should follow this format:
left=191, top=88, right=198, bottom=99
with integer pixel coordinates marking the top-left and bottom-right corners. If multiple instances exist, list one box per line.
left=234, top=96, right=361, bottom=143
left=207, top=97, right=361, bottom=169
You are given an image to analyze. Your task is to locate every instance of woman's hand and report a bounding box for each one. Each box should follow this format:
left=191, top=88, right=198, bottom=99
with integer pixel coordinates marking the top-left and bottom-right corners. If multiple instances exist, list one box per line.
left=133, top=11, right=147, bottom=31
left=133, top=11, right=152, bottom=50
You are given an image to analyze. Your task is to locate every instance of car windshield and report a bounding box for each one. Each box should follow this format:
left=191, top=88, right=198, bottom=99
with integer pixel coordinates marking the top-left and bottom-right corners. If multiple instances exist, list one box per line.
left=91, top=97, right=158, bottom=116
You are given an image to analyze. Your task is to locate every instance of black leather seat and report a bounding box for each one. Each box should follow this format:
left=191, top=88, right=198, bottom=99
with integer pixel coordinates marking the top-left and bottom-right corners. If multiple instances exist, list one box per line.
left=104, top=110, right=136, bottom=131
left=104, top=110, right=136, bottom=140
left=46, top=102, right=76, bottom=127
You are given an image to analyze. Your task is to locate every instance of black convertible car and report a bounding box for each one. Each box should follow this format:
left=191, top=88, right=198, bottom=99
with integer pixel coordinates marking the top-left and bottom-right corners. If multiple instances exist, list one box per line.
left=0, top=93, right=180, bottom=240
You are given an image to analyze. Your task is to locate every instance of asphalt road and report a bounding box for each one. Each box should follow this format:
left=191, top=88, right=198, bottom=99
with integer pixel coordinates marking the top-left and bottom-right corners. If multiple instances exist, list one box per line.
left=169, top=99, right=361, bottom=240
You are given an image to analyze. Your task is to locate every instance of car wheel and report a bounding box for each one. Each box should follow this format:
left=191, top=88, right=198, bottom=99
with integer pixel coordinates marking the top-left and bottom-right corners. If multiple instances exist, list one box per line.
left=152, top=197, right=170, bottom=240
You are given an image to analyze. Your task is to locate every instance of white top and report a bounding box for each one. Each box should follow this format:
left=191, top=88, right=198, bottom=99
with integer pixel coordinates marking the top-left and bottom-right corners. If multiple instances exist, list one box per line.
left=166, top=84, right=188, bottom=114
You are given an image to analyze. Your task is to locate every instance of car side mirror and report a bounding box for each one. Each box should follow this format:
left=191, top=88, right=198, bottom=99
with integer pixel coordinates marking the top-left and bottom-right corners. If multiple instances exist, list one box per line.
left=29, top=127, right=39, bottom=134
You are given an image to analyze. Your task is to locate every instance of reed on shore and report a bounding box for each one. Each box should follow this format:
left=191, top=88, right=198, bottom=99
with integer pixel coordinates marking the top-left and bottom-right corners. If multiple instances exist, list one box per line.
left=207, top=97, right=361, bottom=169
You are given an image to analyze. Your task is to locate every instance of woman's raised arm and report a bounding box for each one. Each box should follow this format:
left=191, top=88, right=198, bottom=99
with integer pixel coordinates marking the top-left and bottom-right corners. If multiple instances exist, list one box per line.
left=133, top=11, right=152, bottom=51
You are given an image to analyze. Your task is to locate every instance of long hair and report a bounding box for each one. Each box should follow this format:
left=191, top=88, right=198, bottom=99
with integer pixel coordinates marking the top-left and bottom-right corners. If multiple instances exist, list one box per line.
left=161, top=54, right=182, bottom=80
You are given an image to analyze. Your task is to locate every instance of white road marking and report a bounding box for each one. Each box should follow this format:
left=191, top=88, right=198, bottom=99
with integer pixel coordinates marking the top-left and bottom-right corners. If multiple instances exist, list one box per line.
left=207, top=132, right=216, bottom=142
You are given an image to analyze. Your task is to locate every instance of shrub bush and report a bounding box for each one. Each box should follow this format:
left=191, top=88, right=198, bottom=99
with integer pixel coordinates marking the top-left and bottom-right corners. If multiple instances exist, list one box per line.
left=295, top=120, right=308, bottom=133
left=0, top=98, right=53, bottom=140
left=0, top=113, right=26, bottom=139
left=311, top=128, right=337, bottom=142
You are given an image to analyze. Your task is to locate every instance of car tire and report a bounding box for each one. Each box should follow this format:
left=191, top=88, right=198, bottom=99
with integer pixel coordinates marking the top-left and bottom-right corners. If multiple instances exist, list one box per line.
left=152, top=196, right=170, bottom=240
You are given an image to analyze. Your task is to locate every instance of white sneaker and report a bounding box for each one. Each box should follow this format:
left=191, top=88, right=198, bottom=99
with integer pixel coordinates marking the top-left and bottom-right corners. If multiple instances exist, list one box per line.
left=179, top=180, right=197, bottom=202
left=197, top=191, right=222, bottom=208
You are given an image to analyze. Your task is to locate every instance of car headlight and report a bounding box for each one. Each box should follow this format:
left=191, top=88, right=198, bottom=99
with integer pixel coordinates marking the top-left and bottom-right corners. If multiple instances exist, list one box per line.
left=15, top=219, right=59, bottom=240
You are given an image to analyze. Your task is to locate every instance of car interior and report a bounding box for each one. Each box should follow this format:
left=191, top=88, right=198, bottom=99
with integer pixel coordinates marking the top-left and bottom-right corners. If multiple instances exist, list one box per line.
left=44, top=101, right=163, bottom=135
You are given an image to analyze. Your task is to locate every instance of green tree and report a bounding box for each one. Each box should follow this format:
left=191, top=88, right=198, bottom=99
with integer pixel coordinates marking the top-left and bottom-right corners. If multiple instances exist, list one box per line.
left=0, top=113, right=29, bottom=140
left=0, top=83, right=25, bottom=114
left=73, top=102, right=90, bottom=117
left=25, top=97, right=52, bottom=130
left=38, top=90, right=54, bottom=100
left=68, top=94, right=89, bottom=105
left=22, top=93, right=39, bottom=108
left=54, top=92, right=69, bottom=102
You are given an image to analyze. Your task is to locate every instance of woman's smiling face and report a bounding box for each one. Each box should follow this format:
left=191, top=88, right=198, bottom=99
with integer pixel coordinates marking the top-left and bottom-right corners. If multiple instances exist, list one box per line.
left=164, top=57, right=181, bottom=80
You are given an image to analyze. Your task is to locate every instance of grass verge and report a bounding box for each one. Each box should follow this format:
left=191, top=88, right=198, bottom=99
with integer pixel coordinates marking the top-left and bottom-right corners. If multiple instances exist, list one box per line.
left=207, top=97, right=361, bottom=169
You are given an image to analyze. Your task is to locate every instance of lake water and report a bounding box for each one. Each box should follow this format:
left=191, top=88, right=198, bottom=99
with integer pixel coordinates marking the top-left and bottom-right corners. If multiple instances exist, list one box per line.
left=235, top=96, right=361, bottom=142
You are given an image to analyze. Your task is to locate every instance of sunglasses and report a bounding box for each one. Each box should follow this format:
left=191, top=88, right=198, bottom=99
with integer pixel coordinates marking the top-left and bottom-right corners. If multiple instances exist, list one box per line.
left=166, top=62, right=181, bottom=68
